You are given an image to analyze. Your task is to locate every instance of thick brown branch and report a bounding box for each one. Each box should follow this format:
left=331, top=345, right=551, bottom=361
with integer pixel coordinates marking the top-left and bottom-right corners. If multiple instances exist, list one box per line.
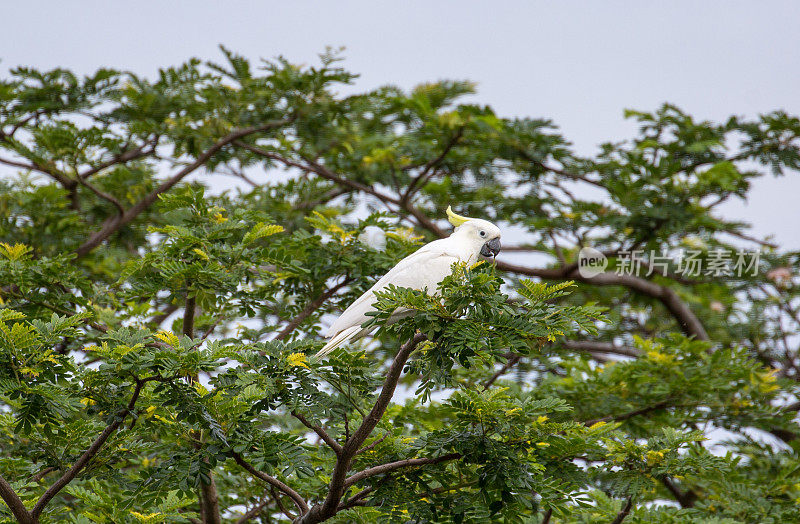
left=183, top=295, right=196, bottom=338
left=343, top=453, right=461, bottom=489
left=75, top=119, right=291, bottom=257
left=199, top=475, right=221, bottom=524
left=660, top=476, right=697, bottom=508
left=560, top=340, right=641, bottom=358
left=495, top=260, right=710, bottom=341
left=297, top=332, right=427, bottom=523
left=0, top=474, right=33, bottom=524
left=610, top=496, right=634, bottom=524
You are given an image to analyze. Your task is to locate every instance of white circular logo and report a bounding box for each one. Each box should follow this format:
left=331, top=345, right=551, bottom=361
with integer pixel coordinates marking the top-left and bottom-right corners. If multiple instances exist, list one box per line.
left=577, top=247, right=608, bottom=278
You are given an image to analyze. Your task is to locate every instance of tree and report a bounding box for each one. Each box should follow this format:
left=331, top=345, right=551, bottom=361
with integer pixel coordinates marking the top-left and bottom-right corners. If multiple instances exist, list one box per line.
left=0, top=47, right=798, bottom=523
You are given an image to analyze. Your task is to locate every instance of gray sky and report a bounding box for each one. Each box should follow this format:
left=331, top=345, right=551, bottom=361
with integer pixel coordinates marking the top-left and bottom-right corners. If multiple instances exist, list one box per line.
left=3, top=1, right=799, bottom=248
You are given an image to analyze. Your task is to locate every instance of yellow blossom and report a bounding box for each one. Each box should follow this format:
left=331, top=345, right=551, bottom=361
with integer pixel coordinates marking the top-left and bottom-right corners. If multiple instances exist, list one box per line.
left=287, top=352, right=310, bottom=369
left=646, top=350, right=676, bottom=365
left=192, top=248, right=210, bottom=261
left=130, top=511, right=163, bottom=522
left=0, top=242, right=31, bottom=261
left=646, top=450, right=665, bottom=465
left=154, top=330, right=181, bottom=347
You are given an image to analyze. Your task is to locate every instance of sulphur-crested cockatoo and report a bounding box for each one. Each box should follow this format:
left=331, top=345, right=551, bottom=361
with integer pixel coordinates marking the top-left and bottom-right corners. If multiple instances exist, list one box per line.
left=316, top=206, right=501, bottom=359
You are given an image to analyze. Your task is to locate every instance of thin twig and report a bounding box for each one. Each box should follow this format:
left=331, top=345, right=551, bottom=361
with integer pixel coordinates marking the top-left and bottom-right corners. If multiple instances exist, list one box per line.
left=483, top=355, right=521, bottom=390
left=75, top=118, right=292, bottom=257
left=231, top=452, right=309, bottom=515
left=583, top=400, right=671, bottom=427
left=31, top=378, right=149, bottom=519
left=355, top=432, right=389, bottom=455
left=291, top=410, right=343, bottom=455
left=276, top=279, right=351, bottom=341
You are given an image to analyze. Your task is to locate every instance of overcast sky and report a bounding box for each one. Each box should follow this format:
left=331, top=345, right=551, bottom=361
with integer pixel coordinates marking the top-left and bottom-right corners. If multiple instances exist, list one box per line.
left=3, top=1, right=799, bottom=248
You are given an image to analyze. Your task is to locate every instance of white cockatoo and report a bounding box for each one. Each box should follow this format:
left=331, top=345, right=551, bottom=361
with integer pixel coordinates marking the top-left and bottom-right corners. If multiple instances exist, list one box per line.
left=316, top=206, right=502, bottom=359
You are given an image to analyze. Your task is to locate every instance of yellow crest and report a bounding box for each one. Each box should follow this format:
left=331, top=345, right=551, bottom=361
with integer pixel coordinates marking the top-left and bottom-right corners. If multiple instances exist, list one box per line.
left=446, top=205, right=472, bottom=227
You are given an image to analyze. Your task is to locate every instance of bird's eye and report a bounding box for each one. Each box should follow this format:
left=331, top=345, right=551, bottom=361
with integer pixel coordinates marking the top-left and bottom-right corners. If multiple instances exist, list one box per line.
left=479, top=230, right=486, bottom=238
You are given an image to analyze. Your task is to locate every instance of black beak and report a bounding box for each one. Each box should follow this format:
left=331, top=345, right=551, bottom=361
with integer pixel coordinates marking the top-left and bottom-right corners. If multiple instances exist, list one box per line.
left=480, top=238, right=501, bottom=258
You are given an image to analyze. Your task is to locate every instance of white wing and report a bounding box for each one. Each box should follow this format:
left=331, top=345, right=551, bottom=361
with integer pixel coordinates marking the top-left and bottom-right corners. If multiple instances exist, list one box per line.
left=327, top=246, right=458, bottom=338
left=315, top=237, right=467, bottom=359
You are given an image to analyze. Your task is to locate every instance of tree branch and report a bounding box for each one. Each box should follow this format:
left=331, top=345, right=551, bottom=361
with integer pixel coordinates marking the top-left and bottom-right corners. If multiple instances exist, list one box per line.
left=0, top=154, right=75, bottom=189
left=297, top=332, right=427, bottom=524
left=583, top=400, right=671, bottom=426
left=276, top=279, right=351, bottom=341
left=401, top=127, right=463, bottom=202
left=182, top=293, right=221, bottom=524
left=343, top=453, right=461, bottom=489
left=355, top=432, right=389, bottom=455
left=560, top=340, right=641, bottom=358
left=660, top=476, right=697, bottom=508
left=291, top=410, right=342, bottom=455
left=76, top=175, right=125, bottom=214
left=75, top=119, right=292, bottom=257
left=495, top=260, right=710, bottom=341
left=483, top=355, right=521, bottom=389
left=30, top=378, right=147, bottom=519
left=27, top=467, right=57, bottom=484
left=234, top=494, right=271, bottom=523
left=231, top=452, right=309, bottom=515
left=183, top=294, right=196, bottom=339
left=270, top=486, right=297, bottom=521
left=234, top=141, right=401, bottom=206
left=79, top=137, right=159, bottom=180
left=610, top=496, right=634, bottom=524
left=337, top=485, right=374, bottom=511
left=0, top=474, right=33, bottom=524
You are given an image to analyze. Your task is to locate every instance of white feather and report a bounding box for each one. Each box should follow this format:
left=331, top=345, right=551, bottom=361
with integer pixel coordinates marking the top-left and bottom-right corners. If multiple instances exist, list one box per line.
left=316, top=218, right=501, bottom=359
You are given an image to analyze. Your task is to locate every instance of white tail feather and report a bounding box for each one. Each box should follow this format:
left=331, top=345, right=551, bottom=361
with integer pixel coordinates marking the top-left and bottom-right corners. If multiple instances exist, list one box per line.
left=314, top=326, right=361, bottom=360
